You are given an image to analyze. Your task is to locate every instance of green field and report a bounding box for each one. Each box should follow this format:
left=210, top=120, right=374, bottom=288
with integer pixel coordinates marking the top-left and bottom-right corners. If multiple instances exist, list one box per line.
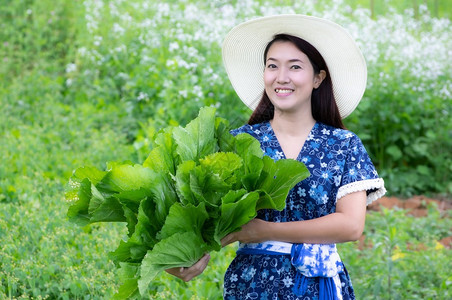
left=1, top=0, right=451, bottom=299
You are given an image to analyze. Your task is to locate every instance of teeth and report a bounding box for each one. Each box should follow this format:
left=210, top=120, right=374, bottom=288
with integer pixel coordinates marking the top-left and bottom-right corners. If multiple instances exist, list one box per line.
left=276, top=89, right=293, bottom=93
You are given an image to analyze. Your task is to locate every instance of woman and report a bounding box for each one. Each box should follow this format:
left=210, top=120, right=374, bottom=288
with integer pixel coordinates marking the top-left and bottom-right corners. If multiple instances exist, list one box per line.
left=167, top=15, right=386, bottom=299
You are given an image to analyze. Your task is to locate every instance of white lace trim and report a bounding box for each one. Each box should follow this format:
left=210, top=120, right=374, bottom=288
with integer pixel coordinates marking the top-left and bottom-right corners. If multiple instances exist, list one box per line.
left=336, top=178, right=386, bottom=205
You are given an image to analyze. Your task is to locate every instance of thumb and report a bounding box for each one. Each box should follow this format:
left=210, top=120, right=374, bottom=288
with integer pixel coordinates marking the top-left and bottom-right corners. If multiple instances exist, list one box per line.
left=221, top=233, right=234, bottom=247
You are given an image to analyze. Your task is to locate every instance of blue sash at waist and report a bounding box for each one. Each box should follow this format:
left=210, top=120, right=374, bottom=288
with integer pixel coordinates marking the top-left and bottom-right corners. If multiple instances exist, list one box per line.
left=236, top=241, right=344, bottom=299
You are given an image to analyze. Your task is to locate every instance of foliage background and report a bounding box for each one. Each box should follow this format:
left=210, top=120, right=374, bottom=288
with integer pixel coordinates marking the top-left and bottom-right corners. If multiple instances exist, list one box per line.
left=0, top=0, right=451, bottom=299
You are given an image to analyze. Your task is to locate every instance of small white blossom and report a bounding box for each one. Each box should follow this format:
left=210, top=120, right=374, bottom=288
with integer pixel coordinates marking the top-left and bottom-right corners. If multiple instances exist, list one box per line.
left=65, top=63, right=77, bottom=73
left=169, top=42, right=179, bottom=52
left=137, top=92, right=149, bottom=101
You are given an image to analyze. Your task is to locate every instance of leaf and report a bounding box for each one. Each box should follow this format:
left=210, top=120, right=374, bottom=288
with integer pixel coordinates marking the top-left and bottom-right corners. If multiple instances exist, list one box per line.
left=173, top=106, right=217, bottom=162
left=240, top=155, right=264, bottom=191
left=67, top=178, right=92, bottom=226
left=256, top=156, right=310, bottom=210
left=215, top=116, right=235, bottom=152
left=109, top=197, right=160, bottom=263
left=386, top=145, right=403, bottom=160
left=116, top=188, right=152, bottom=214
left=88, top=184, right=107, bottom=214
left=71, top=166, right=107, bottom=185
left=233, top=134, right=264, bottom=190
left=143, top=127, right=178, bottom=175
left=190, top=165, right=231, bottom=208
left=148, top=172, right=179, bottom=228
left=66, top=166, right=108, bottom=225
left=416, top=165, right=431, bottom=176
left=90, top=196, right=127, bottom=223
left=199, top=152, right=242, bottom=182
left=174, top=160, right=198, bottom=205
left=214, top=190, right=259, bottom=245
left=113, top=262, right=140, bottom=300
left=138, top=232, right=208, bottom=295
left=99, top=164, right=154, bottom=193
left=157, top=202, right=209, bottom=240
left=234, top=133, right=264, bottom=159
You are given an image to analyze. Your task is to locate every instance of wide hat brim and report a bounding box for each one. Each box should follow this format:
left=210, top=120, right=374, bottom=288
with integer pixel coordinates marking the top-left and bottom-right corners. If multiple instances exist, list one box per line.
left=222, top=14, right=367, bottom=119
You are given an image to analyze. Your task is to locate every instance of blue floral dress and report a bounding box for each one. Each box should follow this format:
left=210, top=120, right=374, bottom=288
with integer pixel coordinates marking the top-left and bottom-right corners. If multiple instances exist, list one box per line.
left=223, top=121, right=386, bottom=300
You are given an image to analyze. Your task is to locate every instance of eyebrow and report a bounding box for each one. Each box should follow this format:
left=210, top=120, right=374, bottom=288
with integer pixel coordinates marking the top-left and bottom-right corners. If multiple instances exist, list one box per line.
left=266, top=57, right=305, bottom=63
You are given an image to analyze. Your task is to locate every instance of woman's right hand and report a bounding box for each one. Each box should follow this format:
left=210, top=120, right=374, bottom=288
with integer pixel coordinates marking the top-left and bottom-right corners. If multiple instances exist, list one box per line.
left=165, top=253, right=211, bottom=282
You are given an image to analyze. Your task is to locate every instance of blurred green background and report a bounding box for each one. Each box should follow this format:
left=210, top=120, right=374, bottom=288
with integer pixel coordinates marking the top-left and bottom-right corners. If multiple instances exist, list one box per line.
left=1, top=0, right=451, bottom=299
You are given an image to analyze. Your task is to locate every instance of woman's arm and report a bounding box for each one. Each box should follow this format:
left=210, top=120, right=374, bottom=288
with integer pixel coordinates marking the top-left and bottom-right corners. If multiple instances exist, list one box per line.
left=165, top=253, right=211, bottom=282
left=221, top=190, right=367, bottom=246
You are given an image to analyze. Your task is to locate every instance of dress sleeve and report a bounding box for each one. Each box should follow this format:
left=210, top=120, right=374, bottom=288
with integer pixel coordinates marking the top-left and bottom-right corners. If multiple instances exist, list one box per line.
left=336, top=133, right=386, bottom=205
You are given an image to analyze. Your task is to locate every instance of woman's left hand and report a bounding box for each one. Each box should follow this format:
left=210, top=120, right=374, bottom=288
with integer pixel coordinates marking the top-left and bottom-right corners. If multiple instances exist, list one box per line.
left=221, top=218, right=269, bottom=247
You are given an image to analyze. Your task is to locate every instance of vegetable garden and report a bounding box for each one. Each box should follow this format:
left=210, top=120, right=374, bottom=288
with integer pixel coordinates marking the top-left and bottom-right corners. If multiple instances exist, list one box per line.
left=1, top=0, right=451, bottom=299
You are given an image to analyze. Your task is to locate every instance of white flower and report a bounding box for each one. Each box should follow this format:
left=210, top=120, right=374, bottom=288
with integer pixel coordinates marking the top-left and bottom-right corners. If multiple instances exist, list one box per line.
left=193, top=85, right=203, bottom=98
left=282, top=276, right=293, bottom=287
left=93, top=36, right=102, bottom=46
left=169, top=42, right=179, bottom=52
left=321, top=128, right=330, bottom=135
left=179, top=90, right=188, bottom=98
left=137, top=92, right=149, bottom=101
left=65, top=63, right=77, bottom=73
left=113, top=23, right=125, bottom=35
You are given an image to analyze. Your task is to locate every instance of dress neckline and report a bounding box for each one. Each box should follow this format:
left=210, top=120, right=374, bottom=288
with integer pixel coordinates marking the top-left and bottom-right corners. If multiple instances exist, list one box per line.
left=266, top=121, right=318, bottom=160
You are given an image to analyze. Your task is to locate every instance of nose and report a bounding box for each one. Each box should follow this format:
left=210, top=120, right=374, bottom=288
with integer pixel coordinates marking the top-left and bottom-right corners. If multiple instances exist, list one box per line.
left=276, top=67, right=289, bottom=83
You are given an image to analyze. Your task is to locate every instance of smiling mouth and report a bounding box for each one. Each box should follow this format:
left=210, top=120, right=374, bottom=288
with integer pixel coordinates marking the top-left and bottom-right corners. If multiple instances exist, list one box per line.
left=275, top=88, right=294, bottom=94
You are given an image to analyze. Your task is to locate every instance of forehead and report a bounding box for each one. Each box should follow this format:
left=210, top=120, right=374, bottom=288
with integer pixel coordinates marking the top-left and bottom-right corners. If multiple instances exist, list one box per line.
left=266, top=41, right=308, bottom=60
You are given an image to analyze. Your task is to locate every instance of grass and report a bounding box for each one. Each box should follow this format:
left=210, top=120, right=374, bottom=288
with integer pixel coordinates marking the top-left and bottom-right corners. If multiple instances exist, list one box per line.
left=0, top=0, right=451, bottom=298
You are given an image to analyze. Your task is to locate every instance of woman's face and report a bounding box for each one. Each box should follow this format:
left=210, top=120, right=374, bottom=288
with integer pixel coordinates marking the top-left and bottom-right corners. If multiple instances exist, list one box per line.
left=264, top=41, right=325, bottom=114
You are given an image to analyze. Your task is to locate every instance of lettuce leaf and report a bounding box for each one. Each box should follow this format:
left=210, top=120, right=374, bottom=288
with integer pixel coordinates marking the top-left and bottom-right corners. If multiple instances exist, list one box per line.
left=213, top=190, right=259, bottom=245
left=172, top=106, right=217, bottom=162
left=113, top=262, right=140, bottom=299
left=99, top=164, right=154, bottom=193
left=138, top=231, right=209, bottom=295
left=66, top=178, right=93, bottom=226
left=174, top=160, right=197, bottom=205
left=143, top=127, right=178, bottom=175
left=255, top=156, right=310, bottom=211
left=109, top=197, right=160, bottom=263
left=157, top=202, right=209, bottom=240
left=66, top=106, right=310, bottom=297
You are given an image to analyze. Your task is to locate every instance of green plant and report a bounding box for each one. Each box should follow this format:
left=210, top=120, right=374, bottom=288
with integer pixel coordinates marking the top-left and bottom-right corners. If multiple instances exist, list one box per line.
left=339, top=203, right=452, bottom=299
left=66, top=107, right=309, bottom=297
left=1, top=0, right=451, bottom=299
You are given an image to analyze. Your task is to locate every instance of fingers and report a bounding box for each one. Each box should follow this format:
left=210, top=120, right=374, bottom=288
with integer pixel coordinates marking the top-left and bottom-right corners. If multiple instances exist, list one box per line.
left=221, top=233, right=235, bottom=247
left=165, top=253, right=211, bottom=282
left=191, top=253, right=210, bottom=277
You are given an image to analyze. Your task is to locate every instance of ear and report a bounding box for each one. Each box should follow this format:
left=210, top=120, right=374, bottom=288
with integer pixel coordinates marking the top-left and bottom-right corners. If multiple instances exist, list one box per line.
left=314, top=70, right=326, bottom=89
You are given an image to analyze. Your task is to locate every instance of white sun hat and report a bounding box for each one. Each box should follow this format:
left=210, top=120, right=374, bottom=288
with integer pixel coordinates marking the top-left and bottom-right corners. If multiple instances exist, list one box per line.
left=222, top=14, right=367, bottom=119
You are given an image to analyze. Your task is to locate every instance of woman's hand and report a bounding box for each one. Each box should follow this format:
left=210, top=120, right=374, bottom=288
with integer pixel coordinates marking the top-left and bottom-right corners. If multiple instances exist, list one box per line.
left=165, top=253, right=211, bottom=282
left=221, top=218, right=269, bottom=247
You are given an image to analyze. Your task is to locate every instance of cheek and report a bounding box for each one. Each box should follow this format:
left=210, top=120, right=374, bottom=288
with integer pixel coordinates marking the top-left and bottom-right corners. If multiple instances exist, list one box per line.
left=263, top=71, right=274, bottom=87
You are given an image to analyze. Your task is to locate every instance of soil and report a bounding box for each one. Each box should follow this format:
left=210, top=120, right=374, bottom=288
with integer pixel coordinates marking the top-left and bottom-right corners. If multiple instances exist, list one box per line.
left=362, top=195, right=452, bottom=249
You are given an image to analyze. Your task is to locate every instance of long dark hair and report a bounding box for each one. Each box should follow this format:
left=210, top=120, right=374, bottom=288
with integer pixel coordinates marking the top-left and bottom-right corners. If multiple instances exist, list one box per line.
left=248, top=34, right=345, bottom=129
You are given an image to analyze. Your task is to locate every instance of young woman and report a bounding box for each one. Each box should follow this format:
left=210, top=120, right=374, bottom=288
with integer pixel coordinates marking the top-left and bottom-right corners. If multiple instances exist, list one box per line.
left=167, top=15, right=386, bottom=299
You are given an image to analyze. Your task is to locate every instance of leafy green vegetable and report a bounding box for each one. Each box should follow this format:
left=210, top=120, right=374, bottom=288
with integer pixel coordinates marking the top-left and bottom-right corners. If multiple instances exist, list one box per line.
left=138, top=231, right=210, bottom=294
left=66, top=106, right=310, bottom=297
left=213, top=190, right=260, bottom=245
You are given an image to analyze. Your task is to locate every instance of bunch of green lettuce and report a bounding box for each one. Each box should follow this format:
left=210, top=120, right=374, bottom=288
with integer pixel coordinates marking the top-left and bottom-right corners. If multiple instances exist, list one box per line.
left=65, top=107, right=309, bottom=298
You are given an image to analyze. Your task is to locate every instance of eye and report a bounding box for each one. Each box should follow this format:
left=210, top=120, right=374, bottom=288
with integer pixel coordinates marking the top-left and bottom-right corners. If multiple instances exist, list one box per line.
left=291, top=65, right=302, bottom=70
left=266, top=63, right=277, bottom=69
